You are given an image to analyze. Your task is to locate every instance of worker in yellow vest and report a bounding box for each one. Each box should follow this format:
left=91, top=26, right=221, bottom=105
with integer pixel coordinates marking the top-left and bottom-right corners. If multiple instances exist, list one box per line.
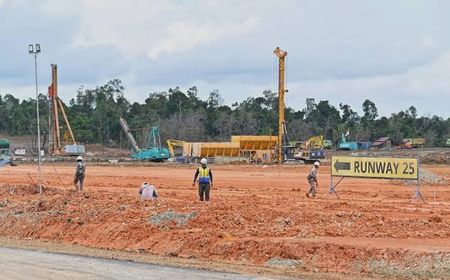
left=192, top=158, right=213, bottom=201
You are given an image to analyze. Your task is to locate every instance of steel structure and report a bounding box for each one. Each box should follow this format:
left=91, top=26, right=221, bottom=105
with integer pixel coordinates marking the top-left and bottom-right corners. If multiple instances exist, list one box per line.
left=48, top=64, right=77, bottom=155
left=273, top=47, right=288, bottom=162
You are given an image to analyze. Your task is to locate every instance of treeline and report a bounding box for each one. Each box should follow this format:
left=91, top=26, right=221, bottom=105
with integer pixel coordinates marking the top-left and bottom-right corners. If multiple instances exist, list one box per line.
left=0, top=79, right=449, bottom=148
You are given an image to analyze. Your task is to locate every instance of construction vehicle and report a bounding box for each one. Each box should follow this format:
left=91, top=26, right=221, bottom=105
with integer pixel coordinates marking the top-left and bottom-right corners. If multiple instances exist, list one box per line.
left=294, top=149, right=325, bottom=163
left=337, top=134, right=372, bottom=150
left=119, top=117, right=170, bottom=161
left=167, top=139, right=186, bottom=158
left=292, top=135, right=325, bottom=163
left=306, top=135, right=324, bottom=149
left=0, top=139, right=10, bottom=166
left=397, top=138, right=425, bottom=149
left=280, top=125, right=325, bottom=163
left=0, top=139, right=15, bottom=166
left=338, top=133, right=358, bottom=150
left=166, top=139, right=190, bottom=162
left=323, top=139, right=333, bottom=149
left=446, top=138, right=450, bottom=147
left=47, top=64, right=84, bottom=155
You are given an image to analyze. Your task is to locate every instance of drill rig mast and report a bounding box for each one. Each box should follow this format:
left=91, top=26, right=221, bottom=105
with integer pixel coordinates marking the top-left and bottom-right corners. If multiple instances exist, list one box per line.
left=48, top=64, right=76, bottom=155
left=273, top=47, right=288, bottom=162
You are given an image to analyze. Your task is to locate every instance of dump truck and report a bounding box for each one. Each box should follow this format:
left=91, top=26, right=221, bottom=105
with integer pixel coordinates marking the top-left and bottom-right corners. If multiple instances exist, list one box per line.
left=397, top=138, right=425, bottom=149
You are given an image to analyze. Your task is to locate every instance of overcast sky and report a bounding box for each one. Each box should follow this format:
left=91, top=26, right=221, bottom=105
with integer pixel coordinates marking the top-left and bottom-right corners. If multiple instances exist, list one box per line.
left=1, top=0, right=449, bottom=117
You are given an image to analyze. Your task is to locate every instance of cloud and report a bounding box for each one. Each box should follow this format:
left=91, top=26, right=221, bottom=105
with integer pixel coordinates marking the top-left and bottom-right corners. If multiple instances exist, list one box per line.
left=148, top=17, right=259, bottom=59
left=73, top=0, right=259, bottom=60
left=285, top=51, right=450, bottom=117
left=1, top=0, right=450, bottom=118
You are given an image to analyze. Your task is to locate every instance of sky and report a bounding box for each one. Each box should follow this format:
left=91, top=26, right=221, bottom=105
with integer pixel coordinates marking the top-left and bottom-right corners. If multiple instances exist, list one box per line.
left=0, top=0, right=449, bottom=117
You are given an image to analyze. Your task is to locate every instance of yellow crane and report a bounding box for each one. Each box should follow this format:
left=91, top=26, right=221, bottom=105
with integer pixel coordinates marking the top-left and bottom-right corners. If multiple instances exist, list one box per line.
left=273, top=47, right=288, bottom=162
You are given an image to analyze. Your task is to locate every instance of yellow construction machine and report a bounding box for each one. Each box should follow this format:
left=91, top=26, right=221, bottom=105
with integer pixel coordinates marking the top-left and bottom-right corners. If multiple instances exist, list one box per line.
left=166, top=139, right=187, bottom=158
left=292, top=135, right=325, bottom=163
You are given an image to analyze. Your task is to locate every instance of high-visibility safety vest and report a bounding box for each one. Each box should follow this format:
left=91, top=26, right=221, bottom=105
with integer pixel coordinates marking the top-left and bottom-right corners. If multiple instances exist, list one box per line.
left=198, top=167, right=210, bottom=183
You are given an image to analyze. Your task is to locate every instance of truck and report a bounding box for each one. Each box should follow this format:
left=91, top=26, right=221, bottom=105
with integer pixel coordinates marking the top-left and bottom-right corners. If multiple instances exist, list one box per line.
left=280, top=126, right=325, bottom=164
left=0, top=139, right=15, bottom=166
left=323, top=139, right=333, bottom=149
left=398, top=138, right=426, bottom=149
left=119, top=117, right=170, bottom=162
left=293, top=149, right=325, bottom=163
left=289, top=135, right=325, bottom=163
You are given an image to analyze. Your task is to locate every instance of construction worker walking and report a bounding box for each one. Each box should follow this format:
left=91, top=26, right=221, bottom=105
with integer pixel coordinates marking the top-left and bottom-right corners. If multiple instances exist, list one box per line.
left=74, top=156, right=85, bottom=192
left=306, top=161, right=320, bottom=198
left=192, top=158, right=213, bottom=201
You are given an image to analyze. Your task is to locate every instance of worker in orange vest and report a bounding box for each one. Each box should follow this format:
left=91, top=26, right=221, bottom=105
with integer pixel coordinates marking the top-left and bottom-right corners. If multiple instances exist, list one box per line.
left=192, top=158, right=213, bottom=201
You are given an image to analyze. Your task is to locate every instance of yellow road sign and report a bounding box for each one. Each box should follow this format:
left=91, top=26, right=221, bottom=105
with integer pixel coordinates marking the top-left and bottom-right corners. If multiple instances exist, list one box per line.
left=331, top=156, right=418, bottom=180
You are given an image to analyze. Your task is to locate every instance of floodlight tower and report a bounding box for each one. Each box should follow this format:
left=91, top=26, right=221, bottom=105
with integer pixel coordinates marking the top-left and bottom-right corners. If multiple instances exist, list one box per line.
left=28, top=43, right=43, bottom=194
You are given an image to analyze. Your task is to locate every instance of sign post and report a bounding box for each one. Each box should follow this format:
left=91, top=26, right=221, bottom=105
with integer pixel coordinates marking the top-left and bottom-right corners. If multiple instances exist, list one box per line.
left=329, top=156, right=423, bottom=202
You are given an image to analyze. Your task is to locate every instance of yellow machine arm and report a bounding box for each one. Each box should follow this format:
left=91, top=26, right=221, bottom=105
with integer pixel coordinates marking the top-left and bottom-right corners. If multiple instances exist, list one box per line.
left=166, top=139, right=186, bottom=157
left=306, top=135, right=324, bottom=149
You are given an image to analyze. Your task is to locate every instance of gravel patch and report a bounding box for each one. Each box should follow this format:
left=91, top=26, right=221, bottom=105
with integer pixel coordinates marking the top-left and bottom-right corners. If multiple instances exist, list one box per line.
left=265, top=257, right=302, bottom=268
left=391, top=168, right=446, bottom=185
left=419, top=169, right=446, bottom=185
left=149, top=210, right=198, bottom=226
left=367, top=256, right=450, bottom=279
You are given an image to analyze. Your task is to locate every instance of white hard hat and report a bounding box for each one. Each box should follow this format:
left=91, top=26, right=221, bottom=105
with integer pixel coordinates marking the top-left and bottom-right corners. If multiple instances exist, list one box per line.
left=77, top=156, right=83, bottom=161
left=314, top=161, right=320, bottom=166
left=200, top=158, right=207, bottom=165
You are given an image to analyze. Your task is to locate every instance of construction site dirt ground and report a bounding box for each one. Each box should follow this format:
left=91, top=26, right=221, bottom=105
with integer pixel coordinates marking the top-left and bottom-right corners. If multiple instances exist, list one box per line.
left=1, top=163, right=450, bottom=279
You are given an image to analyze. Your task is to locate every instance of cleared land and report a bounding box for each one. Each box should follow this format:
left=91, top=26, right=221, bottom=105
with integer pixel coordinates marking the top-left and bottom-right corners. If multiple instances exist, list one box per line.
left=0, top=163, right=450, bottom=279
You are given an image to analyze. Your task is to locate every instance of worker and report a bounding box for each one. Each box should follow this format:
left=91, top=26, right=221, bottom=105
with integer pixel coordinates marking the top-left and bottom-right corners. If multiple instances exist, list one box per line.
left=306, top=161, right=320, bottom=198
left=139, top=182, right=158, bottom=200
left=73, top=156, right=86, bottom=192
left=192, top=158, right=213, bottom=201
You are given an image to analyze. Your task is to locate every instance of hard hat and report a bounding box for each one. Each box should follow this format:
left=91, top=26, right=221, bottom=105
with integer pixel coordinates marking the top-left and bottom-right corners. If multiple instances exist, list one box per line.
left=200, top=158, right=207, bottom=165
left=77, top=156, right=83, bottom=161
left=314, top=161, right=320, bottom=166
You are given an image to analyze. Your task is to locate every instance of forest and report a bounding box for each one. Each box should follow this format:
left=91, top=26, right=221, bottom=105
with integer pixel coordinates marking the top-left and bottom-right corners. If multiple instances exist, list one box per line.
left=0, top=79, right=449, bottom=148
